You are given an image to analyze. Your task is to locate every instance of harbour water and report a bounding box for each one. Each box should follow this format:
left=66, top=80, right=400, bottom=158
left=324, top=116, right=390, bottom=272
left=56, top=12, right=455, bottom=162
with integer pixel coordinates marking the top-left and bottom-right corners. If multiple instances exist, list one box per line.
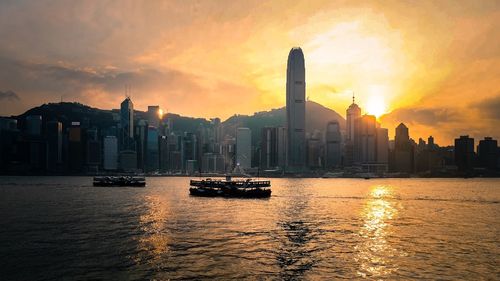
left=0, top=177, right=498, bottom=280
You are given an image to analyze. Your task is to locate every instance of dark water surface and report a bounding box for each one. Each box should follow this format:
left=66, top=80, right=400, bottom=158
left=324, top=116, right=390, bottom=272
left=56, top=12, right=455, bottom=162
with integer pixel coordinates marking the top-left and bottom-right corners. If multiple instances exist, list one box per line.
left=0, top=177, right=499, bottom=280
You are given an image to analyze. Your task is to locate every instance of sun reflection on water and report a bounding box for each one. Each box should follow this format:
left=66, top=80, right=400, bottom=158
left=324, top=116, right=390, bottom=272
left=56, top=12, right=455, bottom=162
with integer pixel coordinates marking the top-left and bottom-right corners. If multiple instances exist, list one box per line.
left=355, top=185, right=399, bottom=278
left=136, top=195, right=170, bottom=263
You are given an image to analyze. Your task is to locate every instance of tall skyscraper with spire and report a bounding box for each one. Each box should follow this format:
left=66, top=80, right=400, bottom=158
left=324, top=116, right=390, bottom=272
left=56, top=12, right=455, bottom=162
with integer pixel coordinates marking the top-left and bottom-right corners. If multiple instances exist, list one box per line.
left=346, top=93, right=361, bottom=142
left=345, top=94, right=361, bottom=166
left=120, top=97, right=134, bottom=150
left=286, top=47, right=306, bottom=168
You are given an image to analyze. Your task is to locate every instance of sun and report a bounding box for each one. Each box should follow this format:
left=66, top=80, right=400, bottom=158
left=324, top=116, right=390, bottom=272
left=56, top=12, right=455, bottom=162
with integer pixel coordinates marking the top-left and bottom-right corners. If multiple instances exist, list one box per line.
left=365, top=94, right=387, bottom=118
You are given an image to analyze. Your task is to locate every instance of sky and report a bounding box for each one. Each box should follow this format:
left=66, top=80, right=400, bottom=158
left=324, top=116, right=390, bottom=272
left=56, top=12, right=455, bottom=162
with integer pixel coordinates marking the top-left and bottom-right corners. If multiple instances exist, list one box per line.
left=0, top=0, right=498, bottom=144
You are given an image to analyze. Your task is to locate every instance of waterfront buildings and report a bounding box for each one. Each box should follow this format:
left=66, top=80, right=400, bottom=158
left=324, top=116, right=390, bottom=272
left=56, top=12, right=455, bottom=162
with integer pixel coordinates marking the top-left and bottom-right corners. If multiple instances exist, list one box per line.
left=477, top=137, right=498, bottom=170
left=147, top=105, right=160, bottom=128
left=103, top=136, right=118, bottom=170
left=454, top=135, right=475, bottom=173
left=392, top=123, right=414, bottom=173
left=325, top=121, right=341, bottom=169
left=236, top=127, right=252, bottom=169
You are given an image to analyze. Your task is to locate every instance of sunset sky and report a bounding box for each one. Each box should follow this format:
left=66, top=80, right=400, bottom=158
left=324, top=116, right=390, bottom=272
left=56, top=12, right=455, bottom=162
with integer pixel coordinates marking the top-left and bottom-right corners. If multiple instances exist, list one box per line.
left=0, top=0, right=498, bottom=144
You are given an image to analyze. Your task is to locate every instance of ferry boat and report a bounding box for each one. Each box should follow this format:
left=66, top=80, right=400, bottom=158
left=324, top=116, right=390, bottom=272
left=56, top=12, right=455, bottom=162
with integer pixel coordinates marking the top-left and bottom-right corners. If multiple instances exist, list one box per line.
left=189, top=176, right=271, bottom=198
left=93, top=176, right=146, bottom=187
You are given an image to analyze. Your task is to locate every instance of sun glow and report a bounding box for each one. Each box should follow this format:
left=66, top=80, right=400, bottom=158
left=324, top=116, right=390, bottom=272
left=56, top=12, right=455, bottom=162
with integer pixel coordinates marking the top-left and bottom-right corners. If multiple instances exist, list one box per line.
left=365, top=85, right=388, bottom=118
left=158, top=108, right=164, bottom=118
left=366, top=96, right=387, bottom=118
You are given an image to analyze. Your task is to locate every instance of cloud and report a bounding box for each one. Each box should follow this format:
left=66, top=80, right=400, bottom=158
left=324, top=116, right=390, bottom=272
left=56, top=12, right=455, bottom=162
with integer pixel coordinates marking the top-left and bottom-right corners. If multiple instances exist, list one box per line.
left=380, top=107, right=460, bottom=126
left=473, top=94, right=500, bottom=120
left=0, top=90, right=20, bottom=101
left=0, top=57, right=205, bottom=114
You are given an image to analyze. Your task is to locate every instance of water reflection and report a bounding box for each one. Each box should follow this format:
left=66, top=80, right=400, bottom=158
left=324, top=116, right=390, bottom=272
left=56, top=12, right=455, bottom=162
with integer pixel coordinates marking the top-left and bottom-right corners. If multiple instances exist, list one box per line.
left=276, top=183, right=318, bottom=280
left=356, top=185, right=399, bottom=278
left=136, top=194, right=170, bottom=264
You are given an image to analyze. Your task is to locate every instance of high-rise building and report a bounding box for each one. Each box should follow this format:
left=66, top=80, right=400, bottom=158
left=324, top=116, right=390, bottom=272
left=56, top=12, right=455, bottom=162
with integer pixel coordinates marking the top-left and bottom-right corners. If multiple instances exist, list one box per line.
left=182, top=132, right=198, bottom=171
left=261, top=127, right=279, bottom=169
left=120, top=97, right=134, bottom=150
left=86, top=128, right=100, bottom=172
left=376, top=127, right=389, bottom=166
left=286, top=47, right=306, bottom=168
left=477, top=137, right=498, bottom=170
left=0, top=118, right=17, bottom=131
left=345, top=97, right=361, bottom=167
left=306, top=132, right=322, bottom=168
left=392, top=123, right=414, bottom=173
left=103, top=136, right=118, bottom=170
left=325, top=121, right=341, bottom=169
left=68, top=122, right=83, bottom=172
left=236, top=127, right=252, bottom=169
left=25, top=115, right=42, bottom=136
left=277, top=127, right=287, bottom=168
left=119, top=150, right=137, bottom=171
left=146, top=126, right=159, bottom=172
left=222, top=136, right=236, bottom=172
left=46, top=121, right=62, bottom=172
left=135, top=119, right=148, bottom=171
left=346, top=96, right=361, bottom=142
left=158, top=135, right=167, bottom=172
left=147, top=105, right=160, bottom=128
left=454, top=135, right=475, bottom=173
left=354, top=115, right=377, bottom=164
left=428, top=135, right=435, bottom=148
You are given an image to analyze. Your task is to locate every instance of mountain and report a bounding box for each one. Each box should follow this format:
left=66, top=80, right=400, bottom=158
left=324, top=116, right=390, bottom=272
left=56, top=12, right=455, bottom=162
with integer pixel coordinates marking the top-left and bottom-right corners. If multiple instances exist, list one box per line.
left=8, top=100, right=345, bottom=143
left=10, top=102, right=211, bottom=133
left=221, top=100, right=345, bottom=144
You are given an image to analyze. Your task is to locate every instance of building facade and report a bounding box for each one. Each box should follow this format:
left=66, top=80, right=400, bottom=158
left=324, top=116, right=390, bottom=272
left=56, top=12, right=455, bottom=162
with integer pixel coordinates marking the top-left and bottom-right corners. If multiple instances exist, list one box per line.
left=286, top=47, right=306, bottom=169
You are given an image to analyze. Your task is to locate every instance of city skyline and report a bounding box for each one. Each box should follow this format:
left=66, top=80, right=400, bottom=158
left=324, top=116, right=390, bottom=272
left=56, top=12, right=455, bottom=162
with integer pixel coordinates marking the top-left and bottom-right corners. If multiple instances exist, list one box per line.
left=0, top=1, right=498, bottom=145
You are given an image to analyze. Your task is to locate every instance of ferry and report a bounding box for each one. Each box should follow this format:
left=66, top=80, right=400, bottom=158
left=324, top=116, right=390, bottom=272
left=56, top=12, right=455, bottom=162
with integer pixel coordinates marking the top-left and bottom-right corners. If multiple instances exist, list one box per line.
left=93, top=176, right=146, bottom=187
left=189, top=176, right=271, bottom=198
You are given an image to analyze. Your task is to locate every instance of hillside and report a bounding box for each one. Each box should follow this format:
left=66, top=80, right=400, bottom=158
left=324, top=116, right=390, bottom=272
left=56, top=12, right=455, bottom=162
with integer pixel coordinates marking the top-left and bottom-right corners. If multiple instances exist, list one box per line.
left=9, top=101, right=345, bottom=143
left=221, top=100, right=345, bottom=143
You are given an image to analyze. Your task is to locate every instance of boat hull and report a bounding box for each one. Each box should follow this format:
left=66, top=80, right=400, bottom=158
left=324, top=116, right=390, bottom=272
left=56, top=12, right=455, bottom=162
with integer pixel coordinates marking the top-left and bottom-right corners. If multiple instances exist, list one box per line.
left=189, top=187, right=271, bottom=198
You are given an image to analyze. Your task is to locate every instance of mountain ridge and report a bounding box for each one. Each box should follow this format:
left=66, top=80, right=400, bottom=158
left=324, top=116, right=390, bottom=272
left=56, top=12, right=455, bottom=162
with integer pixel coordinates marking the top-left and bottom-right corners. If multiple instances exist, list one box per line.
left=5, top=100, right=345, bottom=143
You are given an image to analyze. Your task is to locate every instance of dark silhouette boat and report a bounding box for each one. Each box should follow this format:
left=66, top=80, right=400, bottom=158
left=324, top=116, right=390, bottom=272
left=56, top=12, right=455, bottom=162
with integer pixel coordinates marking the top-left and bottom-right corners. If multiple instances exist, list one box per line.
left=93, top=176, right=146, bottom=187
left=189, top=176, right=271, bottom=198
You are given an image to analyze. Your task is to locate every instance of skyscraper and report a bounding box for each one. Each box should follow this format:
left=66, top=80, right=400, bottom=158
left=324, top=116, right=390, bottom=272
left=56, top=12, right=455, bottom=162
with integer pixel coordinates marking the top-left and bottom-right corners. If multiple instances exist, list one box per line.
left=345, top=96, right=361, bottom=167
left=346, top=96, right=361, bottom=143
left=325, top=121, right=341, bottom=169
left=286, top=47, right=306, bottom=169
left=46, top=121, right=62, bottom=172
left=147, top=105, right=160, bottom=128
left=454, top=135, right=474, bottom=173
left=261, top=127, right=279, bottom=169
left=120, top=97, right=134, bottom=150
left=236, top=127, right=252, bottom=169
left=393, top=123, right=414, bottom=173
left=146, top=126, right=159, bottom=172
left=376, top=127, right=389, bottom=167
left=477, top=137, right=498, bottom=171
left=354, top=115, right=377, bottom=164
left=25, top=115, right=42, bottom=136
left=103, top=136, right=118, bottom=170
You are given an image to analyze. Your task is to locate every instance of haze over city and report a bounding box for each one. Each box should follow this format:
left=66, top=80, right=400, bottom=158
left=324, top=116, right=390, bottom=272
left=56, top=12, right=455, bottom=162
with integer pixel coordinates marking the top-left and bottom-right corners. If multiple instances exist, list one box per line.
left=0, top=0, right=499, bottom=144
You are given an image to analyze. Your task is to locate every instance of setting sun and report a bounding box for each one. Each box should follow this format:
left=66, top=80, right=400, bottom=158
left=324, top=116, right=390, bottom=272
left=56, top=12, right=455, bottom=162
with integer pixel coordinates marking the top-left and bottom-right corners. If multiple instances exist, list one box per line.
left=365, top=95, right=387, bottom=118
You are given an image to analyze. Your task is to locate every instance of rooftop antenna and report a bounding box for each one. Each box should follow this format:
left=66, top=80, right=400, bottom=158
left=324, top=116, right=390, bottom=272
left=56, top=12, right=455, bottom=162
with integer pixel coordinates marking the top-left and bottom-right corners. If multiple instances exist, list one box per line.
left=352, top=91, right=355, bottom=104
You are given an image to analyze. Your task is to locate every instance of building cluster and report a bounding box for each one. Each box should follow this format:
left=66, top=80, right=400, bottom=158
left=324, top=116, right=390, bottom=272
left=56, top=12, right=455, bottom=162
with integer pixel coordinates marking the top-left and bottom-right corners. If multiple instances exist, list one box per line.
left=0, top=47, right=499, bottom=176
